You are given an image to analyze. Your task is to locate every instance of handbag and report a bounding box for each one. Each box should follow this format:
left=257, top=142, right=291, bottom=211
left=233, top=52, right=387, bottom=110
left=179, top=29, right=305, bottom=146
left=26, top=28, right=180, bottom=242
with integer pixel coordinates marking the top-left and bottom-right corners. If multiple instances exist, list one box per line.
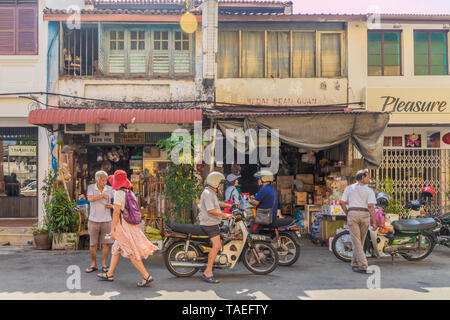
left=254, top=188, right=276, bottom=225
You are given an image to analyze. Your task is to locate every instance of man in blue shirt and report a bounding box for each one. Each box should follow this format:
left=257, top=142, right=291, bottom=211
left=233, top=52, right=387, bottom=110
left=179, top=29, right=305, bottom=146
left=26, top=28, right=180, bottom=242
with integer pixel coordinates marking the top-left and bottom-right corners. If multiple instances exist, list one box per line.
left=249, top=169, right=278, bottom=232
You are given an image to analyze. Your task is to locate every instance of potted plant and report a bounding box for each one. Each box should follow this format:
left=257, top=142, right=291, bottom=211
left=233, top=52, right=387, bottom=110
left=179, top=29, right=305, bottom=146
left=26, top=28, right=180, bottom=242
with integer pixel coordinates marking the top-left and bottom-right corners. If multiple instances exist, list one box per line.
left=31, top=225, right=51, bottom=250
left=46, top=186, right=79, bottom=250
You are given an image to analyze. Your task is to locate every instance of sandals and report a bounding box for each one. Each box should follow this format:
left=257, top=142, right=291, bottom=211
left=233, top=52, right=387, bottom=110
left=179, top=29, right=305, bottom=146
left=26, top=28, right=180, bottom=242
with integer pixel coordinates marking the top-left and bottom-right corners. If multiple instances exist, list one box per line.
left=102, top=266, right=109, bottom=273
left=201, top=273, right=220, bottom=284
left=85, top=266, right=98, bottom=273
left=97, top=273, right=114, bottom=281
left=137, top=275, right=153, bottom=287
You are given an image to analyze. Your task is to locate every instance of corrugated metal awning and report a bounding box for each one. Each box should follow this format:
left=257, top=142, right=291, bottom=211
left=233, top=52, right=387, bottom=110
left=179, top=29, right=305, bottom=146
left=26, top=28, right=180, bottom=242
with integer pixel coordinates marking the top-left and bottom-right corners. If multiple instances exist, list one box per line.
left=28, top=108, right=203, bottom=125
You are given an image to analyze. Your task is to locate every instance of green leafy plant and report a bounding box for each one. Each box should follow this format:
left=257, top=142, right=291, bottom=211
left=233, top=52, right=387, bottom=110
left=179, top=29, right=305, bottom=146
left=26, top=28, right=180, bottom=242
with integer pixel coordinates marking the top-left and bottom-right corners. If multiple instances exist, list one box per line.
left=157, top=134, right=204, bottom=224
left=31, top=227, right=48, bottom=235
left=378, top=178, right=407, bottom=218
left=45, top=186, right=78, bottom=243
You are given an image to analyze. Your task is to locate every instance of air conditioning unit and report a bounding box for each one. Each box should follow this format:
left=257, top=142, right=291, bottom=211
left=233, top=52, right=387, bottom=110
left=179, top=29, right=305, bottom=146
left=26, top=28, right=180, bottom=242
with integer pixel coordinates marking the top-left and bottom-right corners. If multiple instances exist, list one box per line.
left=64, top=124, right=96, bottom=134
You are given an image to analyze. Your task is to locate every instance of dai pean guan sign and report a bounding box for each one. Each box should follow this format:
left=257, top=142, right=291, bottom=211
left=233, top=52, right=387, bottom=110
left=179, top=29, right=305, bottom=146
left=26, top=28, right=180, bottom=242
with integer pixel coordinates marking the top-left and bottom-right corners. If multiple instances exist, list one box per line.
left=366, top=88, right=450, bottom=124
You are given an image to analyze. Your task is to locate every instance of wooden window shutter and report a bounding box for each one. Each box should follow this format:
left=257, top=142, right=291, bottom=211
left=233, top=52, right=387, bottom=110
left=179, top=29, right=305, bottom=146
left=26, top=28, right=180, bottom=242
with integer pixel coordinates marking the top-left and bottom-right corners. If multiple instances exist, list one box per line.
left=0, top=7, right=16, bottom=55
left=16, top=7, right=38, bottom=54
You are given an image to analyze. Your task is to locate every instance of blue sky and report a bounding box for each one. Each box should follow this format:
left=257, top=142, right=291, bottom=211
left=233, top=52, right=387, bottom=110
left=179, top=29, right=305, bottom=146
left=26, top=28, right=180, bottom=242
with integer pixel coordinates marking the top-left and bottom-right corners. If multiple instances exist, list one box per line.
left=292, top=0, right=450, bottom=14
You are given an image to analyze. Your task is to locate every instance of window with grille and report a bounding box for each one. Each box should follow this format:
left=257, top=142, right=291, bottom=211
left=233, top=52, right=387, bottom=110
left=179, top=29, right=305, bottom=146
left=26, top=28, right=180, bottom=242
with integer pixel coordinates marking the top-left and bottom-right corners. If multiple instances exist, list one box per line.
left=62, top=23, right=99, bottom=77
left=0, top=0, right=38, bottom=55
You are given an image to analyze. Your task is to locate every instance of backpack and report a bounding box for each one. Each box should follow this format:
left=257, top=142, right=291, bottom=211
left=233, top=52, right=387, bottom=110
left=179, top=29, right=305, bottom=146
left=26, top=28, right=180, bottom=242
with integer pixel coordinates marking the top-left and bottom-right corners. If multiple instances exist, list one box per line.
left=119, top=188, right=142, bottom=225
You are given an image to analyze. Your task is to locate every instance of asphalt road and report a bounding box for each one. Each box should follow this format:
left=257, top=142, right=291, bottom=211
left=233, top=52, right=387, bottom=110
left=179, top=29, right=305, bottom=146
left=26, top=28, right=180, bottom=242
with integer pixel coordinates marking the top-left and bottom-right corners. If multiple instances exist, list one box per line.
left=0, top=241, right=449, bottom=300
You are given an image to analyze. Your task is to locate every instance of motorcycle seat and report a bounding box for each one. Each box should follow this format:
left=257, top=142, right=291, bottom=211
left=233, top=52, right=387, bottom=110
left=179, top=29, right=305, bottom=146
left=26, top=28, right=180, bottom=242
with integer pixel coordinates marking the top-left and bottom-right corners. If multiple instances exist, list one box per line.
left=169, top=224, right=207, bottom=236
left=271, top=217, right=296, bottom=228
left=259, top=218, right=296, bottom=230
left=392, top=218, right=437, bottom=232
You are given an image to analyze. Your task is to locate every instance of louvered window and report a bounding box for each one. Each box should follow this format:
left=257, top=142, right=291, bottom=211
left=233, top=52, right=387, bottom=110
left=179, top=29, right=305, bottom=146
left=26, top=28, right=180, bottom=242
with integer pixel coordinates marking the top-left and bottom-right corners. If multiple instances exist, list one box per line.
left=103, top=27, right=193, bottom=78
left=174, top=31, right=191, bottom=75
left=109, top=30, right=125, bottom=74
left=0, top=0, right=38, bottom=55
left=152, top=30, right=170, bottom=75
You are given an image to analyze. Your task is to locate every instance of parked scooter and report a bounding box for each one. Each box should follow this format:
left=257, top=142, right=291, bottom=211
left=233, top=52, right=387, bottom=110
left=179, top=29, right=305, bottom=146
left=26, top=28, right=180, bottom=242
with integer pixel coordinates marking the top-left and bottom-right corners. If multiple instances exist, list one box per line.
left=162, top=208, right=279, bottom=277
left=332, top=192, right=440, bottom=262
left=240, top=198, right=302, bottom=266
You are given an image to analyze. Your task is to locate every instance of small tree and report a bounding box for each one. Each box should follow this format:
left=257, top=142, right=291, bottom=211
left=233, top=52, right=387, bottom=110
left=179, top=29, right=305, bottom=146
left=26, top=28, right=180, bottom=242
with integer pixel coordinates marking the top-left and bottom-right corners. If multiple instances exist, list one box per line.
left=157, top=134, right=204, bottom=224
left=378, top=178, right=407, bottom=218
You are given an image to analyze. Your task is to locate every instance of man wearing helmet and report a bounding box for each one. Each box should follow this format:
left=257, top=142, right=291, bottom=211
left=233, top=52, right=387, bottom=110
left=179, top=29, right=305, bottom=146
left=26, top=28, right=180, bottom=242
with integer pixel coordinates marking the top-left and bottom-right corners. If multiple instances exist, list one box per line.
left=199, top=171, right=233, bottom=284
left=340, top=169, right=378, bottom=274
left=249, top=169, right=278, bottom=232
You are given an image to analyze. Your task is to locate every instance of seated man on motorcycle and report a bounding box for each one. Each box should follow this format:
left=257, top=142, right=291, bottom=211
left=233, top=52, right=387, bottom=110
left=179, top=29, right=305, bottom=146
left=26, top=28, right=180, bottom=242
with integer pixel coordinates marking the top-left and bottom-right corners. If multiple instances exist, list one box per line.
left=199, top=171, right=233, bottom=284
left=248, top=169, right=278, bottom=232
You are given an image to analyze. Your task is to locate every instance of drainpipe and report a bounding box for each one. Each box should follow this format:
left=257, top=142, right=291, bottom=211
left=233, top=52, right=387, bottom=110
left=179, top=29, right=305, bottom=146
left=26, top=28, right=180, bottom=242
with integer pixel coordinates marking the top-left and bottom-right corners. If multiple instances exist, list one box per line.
left=202, top=0, right=218, bottom=105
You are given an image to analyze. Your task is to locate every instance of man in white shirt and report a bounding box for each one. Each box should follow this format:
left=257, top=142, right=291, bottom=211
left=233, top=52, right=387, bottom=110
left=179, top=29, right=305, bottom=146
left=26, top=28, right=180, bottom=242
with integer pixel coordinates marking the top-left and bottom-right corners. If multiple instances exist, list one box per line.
left=85, top=171, right=114, bottom=273
left=340, top=169, right=378, bottom=274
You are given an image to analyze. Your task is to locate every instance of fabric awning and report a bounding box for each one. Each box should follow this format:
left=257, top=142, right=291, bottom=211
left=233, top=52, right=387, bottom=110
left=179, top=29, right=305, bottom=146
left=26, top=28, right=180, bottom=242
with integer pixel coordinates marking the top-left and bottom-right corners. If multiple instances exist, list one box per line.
left=213, top=111, right=390, bottom=168
left=28, top=108, right=203, bottom=125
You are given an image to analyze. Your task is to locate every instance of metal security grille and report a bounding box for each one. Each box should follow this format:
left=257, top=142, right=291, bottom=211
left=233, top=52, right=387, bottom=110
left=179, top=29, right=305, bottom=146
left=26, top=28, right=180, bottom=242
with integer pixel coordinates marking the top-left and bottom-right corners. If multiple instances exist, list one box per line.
left=370, top=148, right=450, bottom=215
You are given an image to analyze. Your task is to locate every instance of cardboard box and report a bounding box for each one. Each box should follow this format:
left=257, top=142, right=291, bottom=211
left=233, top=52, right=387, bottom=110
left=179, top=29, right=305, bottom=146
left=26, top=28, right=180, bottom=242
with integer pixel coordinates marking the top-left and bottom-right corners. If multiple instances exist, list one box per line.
left=295, top=192, right=307, bottom=205
left=326, top=178, right=348, bottom=193
left=143, top=146, right=160, bottom=159
left=314, top=195, right=323, bottom=205
left=280, top=204, right=293, bottom=216
left=296, top=174, right=314, bottom=185
left=314, top=185, right=326, bottom=195
left=279, top=189, right=293, bottom=204
left=277, top=176, right=294, bottom=190
left=303, top=184, right=314, bottom=192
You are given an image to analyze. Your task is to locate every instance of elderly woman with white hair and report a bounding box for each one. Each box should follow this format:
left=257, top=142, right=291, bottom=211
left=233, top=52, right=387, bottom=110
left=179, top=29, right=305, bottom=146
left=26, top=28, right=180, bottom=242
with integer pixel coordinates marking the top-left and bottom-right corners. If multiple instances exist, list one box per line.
left=85, top=170, right=114, bottom=274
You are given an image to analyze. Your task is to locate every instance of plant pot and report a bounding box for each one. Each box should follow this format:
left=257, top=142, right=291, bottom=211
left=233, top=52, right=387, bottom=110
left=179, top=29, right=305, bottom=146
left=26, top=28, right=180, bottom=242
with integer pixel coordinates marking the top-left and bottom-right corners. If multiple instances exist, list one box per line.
left=52, top=233, right=77, bottom=250
left=33, top=233, right=51, bottom=250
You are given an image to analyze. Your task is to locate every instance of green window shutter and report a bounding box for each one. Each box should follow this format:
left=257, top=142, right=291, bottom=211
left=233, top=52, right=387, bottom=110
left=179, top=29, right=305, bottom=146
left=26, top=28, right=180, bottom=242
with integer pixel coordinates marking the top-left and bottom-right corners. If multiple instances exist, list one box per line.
left=129, top=30, right=146, bottom=74
left=152, top=30, right=170, bottom=75
left=109, top=30, right=125, bottom=74
left=173, top=31, right=190, bottom=74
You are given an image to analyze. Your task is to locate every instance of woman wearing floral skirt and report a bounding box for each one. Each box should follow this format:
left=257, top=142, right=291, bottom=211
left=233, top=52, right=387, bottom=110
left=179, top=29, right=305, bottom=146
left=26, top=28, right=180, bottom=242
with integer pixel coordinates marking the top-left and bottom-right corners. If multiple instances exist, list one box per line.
left=97, top=170, right=158, bottom=287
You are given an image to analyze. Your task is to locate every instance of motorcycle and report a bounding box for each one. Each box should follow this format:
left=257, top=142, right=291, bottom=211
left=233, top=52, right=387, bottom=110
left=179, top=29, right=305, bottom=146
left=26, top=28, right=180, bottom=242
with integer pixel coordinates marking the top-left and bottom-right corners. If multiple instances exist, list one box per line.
left=424, top=213, right=450, bottom=248
left=240, top=198, right=302, bottom=266
left=162, top=208, right=279, bottom=277
left=332, top=198, right=440, bottom=262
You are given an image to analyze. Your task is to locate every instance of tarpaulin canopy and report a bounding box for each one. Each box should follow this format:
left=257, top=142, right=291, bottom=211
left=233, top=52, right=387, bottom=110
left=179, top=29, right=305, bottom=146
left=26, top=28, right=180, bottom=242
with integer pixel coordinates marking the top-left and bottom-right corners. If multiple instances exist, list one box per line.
left=214, top=111, right=390, bottom=168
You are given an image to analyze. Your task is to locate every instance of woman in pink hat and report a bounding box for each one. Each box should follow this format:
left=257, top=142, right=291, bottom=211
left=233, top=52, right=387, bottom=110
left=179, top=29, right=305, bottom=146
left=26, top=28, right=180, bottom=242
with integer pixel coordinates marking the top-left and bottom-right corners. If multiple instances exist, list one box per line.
left=98, top=170, right=158, bottom=287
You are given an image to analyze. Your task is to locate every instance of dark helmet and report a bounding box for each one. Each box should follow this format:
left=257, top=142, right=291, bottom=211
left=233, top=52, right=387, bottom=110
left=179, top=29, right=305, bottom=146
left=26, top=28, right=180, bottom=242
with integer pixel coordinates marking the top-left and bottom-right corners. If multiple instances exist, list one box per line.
left=376, top=192, right=389, bottom=207
left=420, top=186, right=435, bottom=199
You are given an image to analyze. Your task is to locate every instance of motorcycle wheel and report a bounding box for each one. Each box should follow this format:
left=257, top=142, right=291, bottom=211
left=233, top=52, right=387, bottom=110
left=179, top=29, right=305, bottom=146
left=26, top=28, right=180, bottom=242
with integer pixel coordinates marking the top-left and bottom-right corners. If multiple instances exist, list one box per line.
left=332, top=230, right=353, bottom=262
left=273, top=232, right=300, bottom=266
left=242, top=240, right=279, bottom=275
left=164, top=241, right=201, bottom=277
left=401, top=234, right=435, bottom=261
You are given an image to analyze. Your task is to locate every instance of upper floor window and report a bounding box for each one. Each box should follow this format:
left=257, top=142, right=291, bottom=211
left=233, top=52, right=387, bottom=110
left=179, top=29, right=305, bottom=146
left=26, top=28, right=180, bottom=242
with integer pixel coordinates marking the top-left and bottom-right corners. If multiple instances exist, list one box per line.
left=61, top=24, right=194, bottom=78
left=0, top=0, right=38, bottom=55
left=368, top=31, right=401, bottom=76
left=414, top=31, right=448, bottom=75
left=218, top=30, right=344, bottom=79
left=105, top=27, right=193, bottom=78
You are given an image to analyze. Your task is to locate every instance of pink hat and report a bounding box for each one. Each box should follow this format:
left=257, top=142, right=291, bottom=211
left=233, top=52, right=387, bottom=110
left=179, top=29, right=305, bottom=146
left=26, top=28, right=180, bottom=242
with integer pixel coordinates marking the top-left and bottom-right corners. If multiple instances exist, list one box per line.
left=109, top=170, right=132, bottom=190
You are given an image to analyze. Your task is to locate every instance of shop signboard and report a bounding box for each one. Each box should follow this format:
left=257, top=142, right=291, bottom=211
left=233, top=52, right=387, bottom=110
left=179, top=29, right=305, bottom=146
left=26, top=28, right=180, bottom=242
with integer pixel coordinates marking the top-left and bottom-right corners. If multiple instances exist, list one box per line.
left=366, top=88, right=450, bottom=124
left=89, top=133, right=114, bottom=144
left=119, top=133, right=146, bottom=144
left=8, top=145, right=36, bottom=157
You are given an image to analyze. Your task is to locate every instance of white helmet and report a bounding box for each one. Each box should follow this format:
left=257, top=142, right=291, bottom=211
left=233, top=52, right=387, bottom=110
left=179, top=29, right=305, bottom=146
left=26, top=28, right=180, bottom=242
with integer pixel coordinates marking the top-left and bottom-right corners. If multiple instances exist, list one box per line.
left=206, top=171, right=225, bottom=188
left=254, top=169, right=274, bottom=182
